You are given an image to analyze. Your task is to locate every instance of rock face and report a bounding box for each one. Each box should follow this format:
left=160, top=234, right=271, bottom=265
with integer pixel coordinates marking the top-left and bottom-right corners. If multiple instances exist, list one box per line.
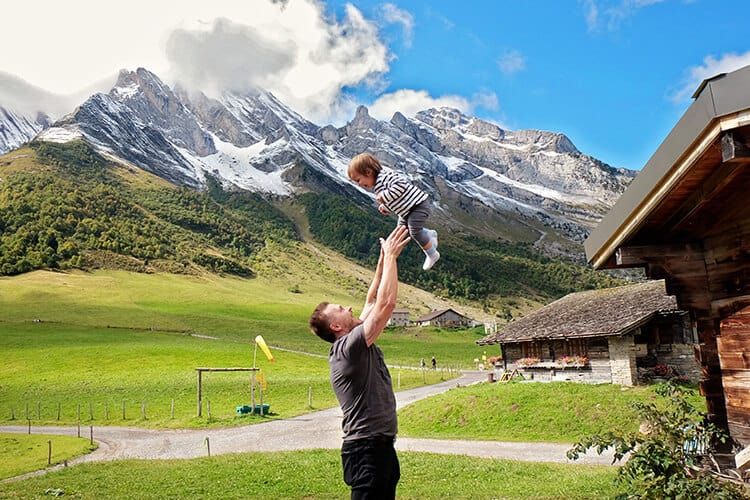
left=4, top=67, right=636, bottom=256
left=0, top=107, right=50, bottom=154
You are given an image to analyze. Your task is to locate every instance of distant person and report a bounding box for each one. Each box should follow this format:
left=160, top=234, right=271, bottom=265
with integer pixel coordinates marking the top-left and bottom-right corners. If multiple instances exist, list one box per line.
left=309, top=226, right=411, bottom=499
left=348, top=152, right=440, bottom=270
left=431, top=356, right=436, bottom=370
left=420, top=358, right=426, bottom=369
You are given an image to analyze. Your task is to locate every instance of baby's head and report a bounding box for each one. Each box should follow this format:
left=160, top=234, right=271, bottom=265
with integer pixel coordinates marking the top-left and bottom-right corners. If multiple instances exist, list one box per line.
left=347, top=153, right=382, bottom=189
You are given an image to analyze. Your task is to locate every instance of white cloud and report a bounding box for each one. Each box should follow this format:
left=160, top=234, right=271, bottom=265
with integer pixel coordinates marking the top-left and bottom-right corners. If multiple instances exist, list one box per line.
left=166, top=18, right=296, bottom=94
left=582, top=0, right=664, bottom=32
left=471, top=90, right=499, bottom=111
left=379, top=3, right=415, bottom=48
left=497, top=50, right=526, bottom=75
left=671, top=51, right=750, bottom=102
left=368, top=89, right=471, bottom=120
left=165, top=1, right=391, bottom=125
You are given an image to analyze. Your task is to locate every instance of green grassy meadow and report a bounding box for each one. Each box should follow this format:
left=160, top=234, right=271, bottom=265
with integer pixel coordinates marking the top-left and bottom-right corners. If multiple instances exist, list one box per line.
left=0, top=270, right=488, bottom=429
left=1, top=269, right=668, bottom=498
left=398, top=381, right=694, bottom=442
left=0, top=449, right=618, bottom=499
left=0, top=433, right=96, bottom=480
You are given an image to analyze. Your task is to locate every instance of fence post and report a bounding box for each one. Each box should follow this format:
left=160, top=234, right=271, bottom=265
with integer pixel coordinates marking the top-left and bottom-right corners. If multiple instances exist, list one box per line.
left=48, top=440, right=52, bottom=465
left=308, top=386, right=312, bottom=408
left=204, top=437, right=210, bottom=457
left=141, top=401, right=146, bottom=420
left=90, top=425, right=94, bottom=445
left=122, top=400, right=126, bottom=420
left=57, top=402, right=61, bottom=421
left=171, top=399, right=175, bottom=419
left=197, top=369, right=203, bottom=417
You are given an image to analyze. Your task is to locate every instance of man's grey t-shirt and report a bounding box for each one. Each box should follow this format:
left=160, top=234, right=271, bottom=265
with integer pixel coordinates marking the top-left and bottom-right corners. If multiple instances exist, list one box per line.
left=329, top=324, right=397, bottom=441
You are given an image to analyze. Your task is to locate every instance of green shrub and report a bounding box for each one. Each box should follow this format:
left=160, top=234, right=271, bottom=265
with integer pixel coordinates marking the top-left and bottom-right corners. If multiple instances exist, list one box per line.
left=567, top=382, right=749, bottom=499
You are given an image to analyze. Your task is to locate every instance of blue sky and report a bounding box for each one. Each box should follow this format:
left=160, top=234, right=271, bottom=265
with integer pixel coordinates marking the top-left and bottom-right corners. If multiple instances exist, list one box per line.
left=2, top=0, right=750, bottom=170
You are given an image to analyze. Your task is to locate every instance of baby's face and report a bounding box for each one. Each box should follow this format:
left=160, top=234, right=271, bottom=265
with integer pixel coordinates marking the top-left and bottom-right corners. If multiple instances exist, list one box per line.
left=351, top=171, right=375, bottom=189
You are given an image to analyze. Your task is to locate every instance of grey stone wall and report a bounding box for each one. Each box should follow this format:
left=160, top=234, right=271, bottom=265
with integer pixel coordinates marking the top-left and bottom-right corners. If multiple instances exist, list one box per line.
left=608, top=335, right=637, bottom=386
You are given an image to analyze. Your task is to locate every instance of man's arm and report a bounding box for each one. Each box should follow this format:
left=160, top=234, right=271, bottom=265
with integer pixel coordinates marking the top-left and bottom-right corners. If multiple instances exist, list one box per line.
left=361, top=226, right=410, bottom=346
left=359, top=248, right=384, bottom=323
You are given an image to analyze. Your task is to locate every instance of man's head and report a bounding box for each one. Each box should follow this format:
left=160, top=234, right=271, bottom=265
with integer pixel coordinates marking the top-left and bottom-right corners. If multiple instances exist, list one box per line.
left=310, top=302, right=358, bottom=343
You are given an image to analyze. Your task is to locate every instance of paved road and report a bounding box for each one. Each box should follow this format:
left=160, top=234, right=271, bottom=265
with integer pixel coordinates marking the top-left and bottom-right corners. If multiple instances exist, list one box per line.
left=0, top=371, right=618, bottom=470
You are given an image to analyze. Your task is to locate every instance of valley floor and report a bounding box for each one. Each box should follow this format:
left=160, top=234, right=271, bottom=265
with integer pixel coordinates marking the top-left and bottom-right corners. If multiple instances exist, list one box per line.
left=1, top=371, right=617, bottom=482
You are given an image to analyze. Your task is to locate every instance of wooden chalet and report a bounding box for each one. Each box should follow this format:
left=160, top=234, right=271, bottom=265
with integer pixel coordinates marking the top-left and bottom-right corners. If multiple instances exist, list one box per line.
left=415, top=308, right=474, bottom=328
left=477, top=280, right=699, bottom=385
left=584, top=64, right=750, bottom=456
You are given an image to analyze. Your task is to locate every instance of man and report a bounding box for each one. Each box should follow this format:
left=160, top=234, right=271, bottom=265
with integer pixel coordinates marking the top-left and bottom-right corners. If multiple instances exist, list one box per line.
left=309, top=225, right=411, bottom=499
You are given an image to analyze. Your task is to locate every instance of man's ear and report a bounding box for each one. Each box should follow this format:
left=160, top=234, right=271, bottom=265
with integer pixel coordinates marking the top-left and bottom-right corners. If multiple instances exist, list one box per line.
left=329, top=321, right=342, bottom=333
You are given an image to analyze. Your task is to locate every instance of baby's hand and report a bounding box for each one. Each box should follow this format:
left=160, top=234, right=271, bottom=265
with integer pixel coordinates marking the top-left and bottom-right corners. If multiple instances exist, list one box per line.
left=378, top=204, right=389, bottom=215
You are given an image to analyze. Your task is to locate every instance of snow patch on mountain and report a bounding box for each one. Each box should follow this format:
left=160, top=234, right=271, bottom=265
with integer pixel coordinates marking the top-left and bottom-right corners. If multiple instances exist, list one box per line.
left=195, top=135, right=294, bottom=195
left=37, top=125, right=84, bottom=143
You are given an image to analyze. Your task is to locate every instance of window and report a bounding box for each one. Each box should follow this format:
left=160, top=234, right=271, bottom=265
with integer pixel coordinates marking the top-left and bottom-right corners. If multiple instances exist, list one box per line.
left=522, top=342, right=543, bottom=359
left=561, top=339, right=587, bottom=357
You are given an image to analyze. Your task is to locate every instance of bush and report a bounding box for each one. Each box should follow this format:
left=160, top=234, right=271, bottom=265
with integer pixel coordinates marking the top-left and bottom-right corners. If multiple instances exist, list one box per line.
left=567, top=382, right=749, bottom=499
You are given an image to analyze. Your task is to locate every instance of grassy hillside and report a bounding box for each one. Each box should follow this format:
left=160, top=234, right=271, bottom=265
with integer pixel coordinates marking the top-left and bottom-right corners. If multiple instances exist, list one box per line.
left=0, top=141, right=295, bottom=277
left=298, top=191, right=622, bottom=310
left=0, top=140, right=622, bottom=318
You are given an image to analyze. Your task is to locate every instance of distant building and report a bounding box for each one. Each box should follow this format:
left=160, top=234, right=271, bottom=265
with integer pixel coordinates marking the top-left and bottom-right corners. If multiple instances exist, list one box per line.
left=388, top=308, right=410, bottom=327
left=415, top=308, right=474, bottom=328
left=477, top=280, right=700, bottom=386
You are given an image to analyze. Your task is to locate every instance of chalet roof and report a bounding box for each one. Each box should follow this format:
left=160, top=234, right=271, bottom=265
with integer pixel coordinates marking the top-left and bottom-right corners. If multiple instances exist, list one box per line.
left=477, top=280, right=680, bottom=345
left=584, top=64, right=750, bottom=269
left=415, top=308, right=468, bottom=322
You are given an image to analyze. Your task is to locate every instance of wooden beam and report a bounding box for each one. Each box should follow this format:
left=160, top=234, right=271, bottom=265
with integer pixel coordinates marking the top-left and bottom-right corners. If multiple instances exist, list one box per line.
left=711, top=294, right=750, bottom=317
left=615, top=243, right=704, bottom=267
left=722, top=131, right=750, bottom=163
left=737, top=444, right=750, bottom=471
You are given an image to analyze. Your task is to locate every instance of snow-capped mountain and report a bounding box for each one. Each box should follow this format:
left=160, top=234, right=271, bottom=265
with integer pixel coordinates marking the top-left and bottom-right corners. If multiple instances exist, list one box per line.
left=6, top=67, right=635, bottom=255
left=0, top=72, right=91, bottom=154
left=0, top=106, right=51, bottom=154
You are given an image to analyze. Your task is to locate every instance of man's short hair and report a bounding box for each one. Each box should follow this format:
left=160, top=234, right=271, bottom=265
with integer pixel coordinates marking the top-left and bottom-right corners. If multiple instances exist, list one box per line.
left=310, top=301, right=336, bottom=343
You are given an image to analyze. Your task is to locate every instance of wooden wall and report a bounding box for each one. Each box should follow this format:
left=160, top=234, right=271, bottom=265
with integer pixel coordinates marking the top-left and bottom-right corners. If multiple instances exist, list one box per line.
left=719, top=306, right=750, bottom=446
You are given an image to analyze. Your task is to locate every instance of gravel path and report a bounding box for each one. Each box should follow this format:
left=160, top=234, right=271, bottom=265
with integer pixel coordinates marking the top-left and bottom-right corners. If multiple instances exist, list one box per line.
left=0, top=371, right=618, bottom=472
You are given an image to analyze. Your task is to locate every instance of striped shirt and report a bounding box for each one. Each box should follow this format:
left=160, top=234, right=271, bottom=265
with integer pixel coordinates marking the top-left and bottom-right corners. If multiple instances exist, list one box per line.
left=374, top=167, right=428, bottom=218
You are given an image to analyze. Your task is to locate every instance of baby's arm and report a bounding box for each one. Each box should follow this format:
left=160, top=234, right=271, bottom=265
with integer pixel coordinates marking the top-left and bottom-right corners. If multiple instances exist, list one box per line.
left=376, top=195, right=389, bottom=214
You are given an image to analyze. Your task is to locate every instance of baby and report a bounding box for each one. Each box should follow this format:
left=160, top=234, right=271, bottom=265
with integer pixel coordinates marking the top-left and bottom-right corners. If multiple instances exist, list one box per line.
left=348, top=153, right=440, bottom=270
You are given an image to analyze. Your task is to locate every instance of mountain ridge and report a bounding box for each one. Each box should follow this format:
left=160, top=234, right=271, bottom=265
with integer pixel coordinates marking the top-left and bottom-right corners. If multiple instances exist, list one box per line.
left=1, top=66, right=635, bottom=262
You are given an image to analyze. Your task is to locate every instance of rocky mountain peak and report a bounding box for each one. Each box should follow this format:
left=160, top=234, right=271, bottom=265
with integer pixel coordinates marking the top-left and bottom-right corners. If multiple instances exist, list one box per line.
left=1, top=67, right=636, bottom=258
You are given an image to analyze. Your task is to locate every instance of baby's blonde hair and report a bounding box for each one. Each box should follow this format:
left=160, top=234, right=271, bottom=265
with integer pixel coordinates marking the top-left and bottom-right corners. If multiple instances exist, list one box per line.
left=347, top=152, right=382, bottom=180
